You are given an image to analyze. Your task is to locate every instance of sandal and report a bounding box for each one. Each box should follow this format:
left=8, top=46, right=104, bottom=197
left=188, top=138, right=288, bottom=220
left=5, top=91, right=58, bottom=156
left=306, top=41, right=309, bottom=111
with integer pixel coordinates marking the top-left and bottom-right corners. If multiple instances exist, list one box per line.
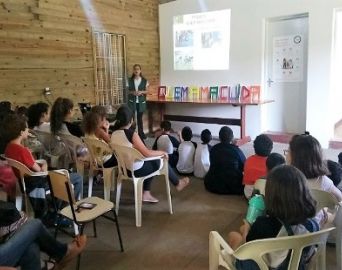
left=58, top=235, right=87, bottom=268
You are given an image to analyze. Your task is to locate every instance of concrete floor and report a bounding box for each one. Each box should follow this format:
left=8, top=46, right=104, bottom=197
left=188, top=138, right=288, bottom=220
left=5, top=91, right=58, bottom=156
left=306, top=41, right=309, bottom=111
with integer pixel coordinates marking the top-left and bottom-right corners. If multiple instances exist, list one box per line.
left=57, top=140, right=340, bottom=270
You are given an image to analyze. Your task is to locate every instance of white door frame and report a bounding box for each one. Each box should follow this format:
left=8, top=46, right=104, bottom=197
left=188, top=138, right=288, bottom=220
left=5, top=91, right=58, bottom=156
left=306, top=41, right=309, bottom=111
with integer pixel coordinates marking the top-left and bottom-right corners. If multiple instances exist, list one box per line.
left=261, top=13, right=309, bottom=134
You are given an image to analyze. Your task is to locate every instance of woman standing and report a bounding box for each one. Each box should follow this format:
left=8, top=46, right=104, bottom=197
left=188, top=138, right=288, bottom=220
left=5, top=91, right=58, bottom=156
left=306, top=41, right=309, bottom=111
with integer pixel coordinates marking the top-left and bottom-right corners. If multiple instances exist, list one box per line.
left=127, top=64, right=148, bottom=139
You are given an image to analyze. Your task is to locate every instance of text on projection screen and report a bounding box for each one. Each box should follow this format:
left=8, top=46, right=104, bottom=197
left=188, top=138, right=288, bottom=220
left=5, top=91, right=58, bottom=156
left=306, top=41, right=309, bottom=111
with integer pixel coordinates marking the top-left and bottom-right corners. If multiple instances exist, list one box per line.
left=173, top=9, right=231, bottom=71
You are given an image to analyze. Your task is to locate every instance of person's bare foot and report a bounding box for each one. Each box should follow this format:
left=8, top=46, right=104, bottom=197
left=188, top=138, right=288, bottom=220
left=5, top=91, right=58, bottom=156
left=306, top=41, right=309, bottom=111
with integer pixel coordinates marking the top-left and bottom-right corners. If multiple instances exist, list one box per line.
left=176, top=177, right=190, bottom=191
left=57, top=234, right=87, bottom=269
left=142, top=191, right=159, bottom=203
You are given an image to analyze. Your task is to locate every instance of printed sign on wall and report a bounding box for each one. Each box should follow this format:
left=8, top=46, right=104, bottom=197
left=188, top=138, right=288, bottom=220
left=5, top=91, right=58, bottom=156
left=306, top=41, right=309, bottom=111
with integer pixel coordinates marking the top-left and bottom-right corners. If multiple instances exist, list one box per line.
left=273, top=35, right=303, bottom=82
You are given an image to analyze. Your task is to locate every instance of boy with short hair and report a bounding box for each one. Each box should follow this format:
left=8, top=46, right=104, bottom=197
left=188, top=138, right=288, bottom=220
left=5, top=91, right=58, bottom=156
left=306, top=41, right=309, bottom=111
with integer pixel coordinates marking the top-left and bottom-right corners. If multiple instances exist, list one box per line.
left=194, top=129, right=212, bottom=178
left=176, top=126, right=197, bottom=174
left=243, top=134, right=273, bottom=199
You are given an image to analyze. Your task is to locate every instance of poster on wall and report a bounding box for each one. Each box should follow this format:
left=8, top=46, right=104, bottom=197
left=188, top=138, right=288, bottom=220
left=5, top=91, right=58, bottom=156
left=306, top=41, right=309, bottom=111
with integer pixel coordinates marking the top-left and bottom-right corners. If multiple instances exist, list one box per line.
left=273, top=35, right=303, bottom=82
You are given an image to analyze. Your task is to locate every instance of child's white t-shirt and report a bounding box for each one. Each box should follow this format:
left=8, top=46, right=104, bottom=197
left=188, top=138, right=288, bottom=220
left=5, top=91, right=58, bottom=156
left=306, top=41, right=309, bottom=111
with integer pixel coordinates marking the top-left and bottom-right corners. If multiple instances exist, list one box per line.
left=194, top=143, right=210, bottom=178
left=156, top=135, right=174, bottom=154
left=177, top=141, right=196, bottom=173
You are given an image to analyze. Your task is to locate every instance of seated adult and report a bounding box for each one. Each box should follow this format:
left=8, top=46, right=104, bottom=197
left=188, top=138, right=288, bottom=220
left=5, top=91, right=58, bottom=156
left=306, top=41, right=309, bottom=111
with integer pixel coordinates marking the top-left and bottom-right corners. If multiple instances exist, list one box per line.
left=110, top=105, right=189, bottom=203
left=82, top=109, right=116, bottom=168
left=50, top=97, right=83, bottom=137
left=0, top=215, right=86, bottom=269
left=27, top=102, right=50, bottom=133
left=204, top=126, right=246, bottom=195
left=3, top=114, right=83, bottom=217
left=90, top=105, right=111, bottom=143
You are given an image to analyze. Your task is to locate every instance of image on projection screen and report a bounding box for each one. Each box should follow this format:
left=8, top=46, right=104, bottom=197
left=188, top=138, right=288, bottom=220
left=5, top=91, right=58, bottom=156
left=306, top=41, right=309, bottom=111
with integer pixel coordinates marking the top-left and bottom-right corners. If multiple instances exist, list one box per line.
left=173, top=9, right=231, bottom=70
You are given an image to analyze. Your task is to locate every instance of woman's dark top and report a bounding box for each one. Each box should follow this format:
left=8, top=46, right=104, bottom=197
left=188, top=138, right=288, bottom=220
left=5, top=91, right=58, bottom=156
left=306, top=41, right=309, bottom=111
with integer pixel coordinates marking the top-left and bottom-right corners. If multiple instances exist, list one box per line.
left=204, top=142, right=246, bottom=194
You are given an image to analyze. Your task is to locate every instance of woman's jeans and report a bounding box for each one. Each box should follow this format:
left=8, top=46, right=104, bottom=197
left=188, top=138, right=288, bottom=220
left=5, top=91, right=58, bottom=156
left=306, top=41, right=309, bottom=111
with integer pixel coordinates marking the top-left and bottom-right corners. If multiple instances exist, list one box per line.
left=0, top=219, right=67, bottom=270
left=69, top=172, right=83, bottom=199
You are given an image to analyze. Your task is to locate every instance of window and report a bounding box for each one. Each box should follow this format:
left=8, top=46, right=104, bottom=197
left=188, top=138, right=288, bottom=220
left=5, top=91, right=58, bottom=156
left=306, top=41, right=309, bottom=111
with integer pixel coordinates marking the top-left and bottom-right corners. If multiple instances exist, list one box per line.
left=92, top=32, right=127, bottom=110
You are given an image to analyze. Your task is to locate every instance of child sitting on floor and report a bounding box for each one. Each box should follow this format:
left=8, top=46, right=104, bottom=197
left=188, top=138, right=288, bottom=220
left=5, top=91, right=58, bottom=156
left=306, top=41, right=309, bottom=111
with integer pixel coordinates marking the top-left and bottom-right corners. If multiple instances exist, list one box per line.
left=194, top=129, right=212, bottom=178
left=204, top=126, right=246, bottom=195
left=176, top=126, right=197, bottom=174
left=152, top=120, right=180, bottom=168
left=252, top=152, right=285, bottom=196
left=243, top=134, right=273, bottom=199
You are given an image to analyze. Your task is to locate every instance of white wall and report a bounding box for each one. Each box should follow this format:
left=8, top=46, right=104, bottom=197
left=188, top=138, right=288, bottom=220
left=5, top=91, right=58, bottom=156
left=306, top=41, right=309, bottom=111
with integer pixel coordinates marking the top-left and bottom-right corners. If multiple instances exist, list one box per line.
left=331, top=10, right=342, bottom=126
left=159, top=0, right=342, bottom=147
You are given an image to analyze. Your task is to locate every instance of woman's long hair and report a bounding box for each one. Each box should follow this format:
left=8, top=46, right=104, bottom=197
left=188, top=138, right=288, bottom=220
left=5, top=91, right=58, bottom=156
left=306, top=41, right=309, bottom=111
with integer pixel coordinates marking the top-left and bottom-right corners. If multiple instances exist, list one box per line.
left=265, top=165, right=316, bottom=225
left=289, top=134, right=328, bottom=178
left=112, top=105, right=133, bottom=131
left=50, top=97, right=73, bottom=134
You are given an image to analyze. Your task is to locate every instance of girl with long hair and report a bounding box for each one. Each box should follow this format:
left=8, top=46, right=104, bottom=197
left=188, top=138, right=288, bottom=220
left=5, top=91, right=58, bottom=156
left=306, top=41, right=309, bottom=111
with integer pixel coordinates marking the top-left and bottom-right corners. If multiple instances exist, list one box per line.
left=287, top=134, right=342, bottom=201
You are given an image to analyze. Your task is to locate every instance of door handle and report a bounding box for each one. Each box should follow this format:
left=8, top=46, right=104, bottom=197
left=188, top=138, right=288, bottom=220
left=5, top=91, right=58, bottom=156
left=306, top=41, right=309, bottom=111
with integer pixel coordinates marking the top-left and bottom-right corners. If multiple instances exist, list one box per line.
left=267, top=78, right=274, bottom=87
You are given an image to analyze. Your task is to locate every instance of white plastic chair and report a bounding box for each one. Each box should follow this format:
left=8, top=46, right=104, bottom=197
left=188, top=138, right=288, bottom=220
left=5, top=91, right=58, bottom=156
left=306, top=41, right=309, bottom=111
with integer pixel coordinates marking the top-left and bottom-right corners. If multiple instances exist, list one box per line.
left=209, top=227, right=335, bottom=270
left=310, top=188, right=342, bottom=270
left=310, top=189, right=340, bottom=213
left=83, top=137, right=117, bottom=201
left=4, top=157, right=48, bottom=216
left=111, top=143, right=173, bottom=227
left=59, top=133, right=88, bottom=199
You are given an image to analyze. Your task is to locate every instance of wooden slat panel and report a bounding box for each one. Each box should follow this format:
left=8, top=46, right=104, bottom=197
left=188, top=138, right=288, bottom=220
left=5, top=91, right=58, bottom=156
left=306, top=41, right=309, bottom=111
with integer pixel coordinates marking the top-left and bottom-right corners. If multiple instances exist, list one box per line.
left=0, top=0, right=160, bottom=107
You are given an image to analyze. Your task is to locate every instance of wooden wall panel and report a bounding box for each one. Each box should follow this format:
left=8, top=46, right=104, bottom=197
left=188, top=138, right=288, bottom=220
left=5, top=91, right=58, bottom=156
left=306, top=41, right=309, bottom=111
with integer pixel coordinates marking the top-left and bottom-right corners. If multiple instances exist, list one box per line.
left=0, top=0, right=160, bottom=107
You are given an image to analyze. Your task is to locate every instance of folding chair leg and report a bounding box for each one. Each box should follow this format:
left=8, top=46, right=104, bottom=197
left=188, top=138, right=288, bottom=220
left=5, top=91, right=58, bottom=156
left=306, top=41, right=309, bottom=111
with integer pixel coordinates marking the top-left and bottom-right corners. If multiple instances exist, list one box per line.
left=76, top=225, right=85, bottom=270
left=92, top=220, right=97, bottom=238
left=115, top=178, right=123, bottom=214
left=112, top=209, right=124, bottom=252
left=76, top=253, right=81, bottom=270
left=88, top=168, right=94, bottom=197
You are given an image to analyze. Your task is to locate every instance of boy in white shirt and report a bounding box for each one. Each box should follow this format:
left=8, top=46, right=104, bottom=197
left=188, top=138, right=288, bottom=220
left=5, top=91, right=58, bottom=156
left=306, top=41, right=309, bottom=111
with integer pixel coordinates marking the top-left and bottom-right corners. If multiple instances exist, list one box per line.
left=177, top=126, right=197, bottom=174
left=194, top=129, right=212, bottom=178
left=152, top=121, right=180, bottom=168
